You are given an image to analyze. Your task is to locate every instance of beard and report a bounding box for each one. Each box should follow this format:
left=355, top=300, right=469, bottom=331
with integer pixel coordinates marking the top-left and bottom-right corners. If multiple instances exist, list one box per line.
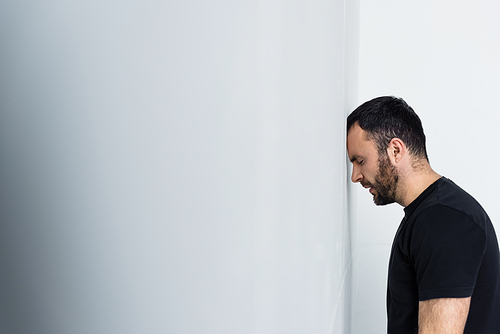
left=370, top=153, right=399, bottom=206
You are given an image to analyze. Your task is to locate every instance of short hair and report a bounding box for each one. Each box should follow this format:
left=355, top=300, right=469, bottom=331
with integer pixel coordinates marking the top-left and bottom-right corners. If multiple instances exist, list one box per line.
left=347, top=96, right=428, bottom=160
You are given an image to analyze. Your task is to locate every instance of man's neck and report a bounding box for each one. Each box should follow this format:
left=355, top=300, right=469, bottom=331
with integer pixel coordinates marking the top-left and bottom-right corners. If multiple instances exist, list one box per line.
left=398, top=166, right=441, bottom=207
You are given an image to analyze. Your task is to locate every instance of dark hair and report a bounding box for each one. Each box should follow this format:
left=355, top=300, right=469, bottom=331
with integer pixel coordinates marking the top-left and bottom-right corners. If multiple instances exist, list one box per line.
left=347, top=96, right=428, bottom=160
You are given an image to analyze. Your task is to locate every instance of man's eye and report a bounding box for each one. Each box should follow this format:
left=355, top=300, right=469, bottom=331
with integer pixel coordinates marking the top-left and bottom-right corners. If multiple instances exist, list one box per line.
left=358, top=160, right=364, bottom=165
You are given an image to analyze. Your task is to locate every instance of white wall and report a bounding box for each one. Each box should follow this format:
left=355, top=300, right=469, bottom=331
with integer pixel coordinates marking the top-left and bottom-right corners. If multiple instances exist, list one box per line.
left=0, top=1, right=356, bottom=333
left=352, top=1, right=500, bottom=333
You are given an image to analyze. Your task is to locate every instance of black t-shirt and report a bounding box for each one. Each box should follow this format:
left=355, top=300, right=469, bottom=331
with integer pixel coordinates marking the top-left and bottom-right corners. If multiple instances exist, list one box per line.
left=387, top=177, right=500, bottom=333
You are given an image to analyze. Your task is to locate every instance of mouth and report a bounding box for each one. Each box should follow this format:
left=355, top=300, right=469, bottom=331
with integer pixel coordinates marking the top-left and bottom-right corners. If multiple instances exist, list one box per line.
left=362, top=184, right=374, bottom=195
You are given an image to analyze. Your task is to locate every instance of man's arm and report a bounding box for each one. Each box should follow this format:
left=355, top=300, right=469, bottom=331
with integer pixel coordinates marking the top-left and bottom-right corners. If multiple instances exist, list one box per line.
left=418, top=297, right=471, bottom=334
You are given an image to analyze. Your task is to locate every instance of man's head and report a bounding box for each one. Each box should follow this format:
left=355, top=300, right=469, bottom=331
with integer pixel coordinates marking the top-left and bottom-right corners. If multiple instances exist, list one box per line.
left=347, top=96, right=428, bottom=160
left=346, top=96, right=428, bottom=206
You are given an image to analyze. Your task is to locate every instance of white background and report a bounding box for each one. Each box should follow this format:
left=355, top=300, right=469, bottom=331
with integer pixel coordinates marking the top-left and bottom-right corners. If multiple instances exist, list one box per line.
left=1, top=1, right=497, bottom=333
left=0, top=1, right=357, bottom=333
left=351, top=1, right=500, bottom=333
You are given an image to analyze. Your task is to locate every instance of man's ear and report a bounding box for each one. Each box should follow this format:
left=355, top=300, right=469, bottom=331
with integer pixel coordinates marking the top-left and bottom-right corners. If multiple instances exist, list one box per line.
left=386, top=138, right=406, bottom=164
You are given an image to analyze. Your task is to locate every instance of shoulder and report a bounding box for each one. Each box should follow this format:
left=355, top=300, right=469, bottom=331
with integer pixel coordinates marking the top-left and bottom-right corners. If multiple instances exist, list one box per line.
left=398, top=177, right=490, bottom=255
left=436, top=178, right=482, bottom=212
left=407, top=202, right=487, bottom=259
left=408, top=204, right=487, bottom=282
left=431, top=178, right=489, bottom=231
left=413, top=204, right=485, bottom=237
left=406, top=177, right=487, bottom=230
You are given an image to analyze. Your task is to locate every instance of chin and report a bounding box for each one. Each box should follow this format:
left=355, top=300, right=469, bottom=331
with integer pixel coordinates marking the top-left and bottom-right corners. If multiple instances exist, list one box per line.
left=373, top=195, right=396, bottom=206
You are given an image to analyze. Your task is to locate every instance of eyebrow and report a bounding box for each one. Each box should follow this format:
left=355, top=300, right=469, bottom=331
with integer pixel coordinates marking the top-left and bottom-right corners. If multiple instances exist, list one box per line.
left=349, top=155, right=359, bottom=163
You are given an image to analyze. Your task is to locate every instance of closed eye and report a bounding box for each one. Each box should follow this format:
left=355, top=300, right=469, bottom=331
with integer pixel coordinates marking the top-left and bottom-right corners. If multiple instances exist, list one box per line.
left=349, top=156, right=364, bottom=165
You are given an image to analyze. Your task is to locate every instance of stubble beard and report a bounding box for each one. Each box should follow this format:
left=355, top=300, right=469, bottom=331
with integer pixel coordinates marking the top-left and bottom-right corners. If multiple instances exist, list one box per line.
left=372, top=153, right=399, bottom=206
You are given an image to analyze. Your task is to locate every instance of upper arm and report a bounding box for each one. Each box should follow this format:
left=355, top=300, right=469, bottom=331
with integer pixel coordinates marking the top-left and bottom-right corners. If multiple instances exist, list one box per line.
left=411, top=207, right=486, bottom=301
left=418, top=297, right=471, bottom=334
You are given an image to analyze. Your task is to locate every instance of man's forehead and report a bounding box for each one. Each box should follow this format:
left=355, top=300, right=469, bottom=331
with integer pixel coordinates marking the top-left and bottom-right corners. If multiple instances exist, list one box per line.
left=347, top=123, right=369, bottom=139
left=347, top=124, right=370, bottom=147
left=347, top=124, right=375, bottom=158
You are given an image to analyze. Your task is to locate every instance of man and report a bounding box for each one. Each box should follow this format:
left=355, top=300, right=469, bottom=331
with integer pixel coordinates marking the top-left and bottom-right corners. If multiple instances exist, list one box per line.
left=346, top=96, right=500, bottom=333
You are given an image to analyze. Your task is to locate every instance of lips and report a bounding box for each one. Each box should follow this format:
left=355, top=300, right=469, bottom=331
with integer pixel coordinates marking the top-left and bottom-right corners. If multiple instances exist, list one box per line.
left=362, top=183, right=375, bottom=195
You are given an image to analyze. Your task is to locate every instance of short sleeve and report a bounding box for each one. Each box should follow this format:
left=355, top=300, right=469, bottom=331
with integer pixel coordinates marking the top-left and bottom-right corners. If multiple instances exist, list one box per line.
left=410, top=205, right=487, bottom=301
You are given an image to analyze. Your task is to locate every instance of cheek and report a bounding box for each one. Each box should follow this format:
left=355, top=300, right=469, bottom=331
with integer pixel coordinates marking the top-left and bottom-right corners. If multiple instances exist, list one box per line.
left=365, top=164, right=378, bottom=178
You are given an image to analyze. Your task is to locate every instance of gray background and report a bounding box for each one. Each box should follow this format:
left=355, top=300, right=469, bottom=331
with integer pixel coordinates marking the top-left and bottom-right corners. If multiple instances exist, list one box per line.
left=0, top=0, right=356, bottom=333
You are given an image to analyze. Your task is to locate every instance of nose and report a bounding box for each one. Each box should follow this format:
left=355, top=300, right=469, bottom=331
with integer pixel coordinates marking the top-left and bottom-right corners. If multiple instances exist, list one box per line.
left=351, top=164, right=362, bottom=183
